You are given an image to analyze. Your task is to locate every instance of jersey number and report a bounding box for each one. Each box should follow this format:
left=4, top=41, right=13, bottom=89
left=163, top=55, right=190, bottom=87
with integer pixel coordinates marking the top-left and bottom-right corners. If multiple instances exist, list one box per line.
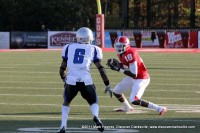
left=73, top=49, right=85, bottom=64
left=124, top=54, right=133, bottom=62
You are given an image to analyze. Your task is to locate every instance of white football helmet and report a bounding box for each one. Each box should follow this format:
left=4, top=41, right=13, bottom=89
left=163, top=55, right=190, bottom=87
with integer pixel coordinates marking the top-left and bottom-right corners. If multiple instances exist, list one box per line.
left=114, top=36, right=130, bottom=54
left=76, top=27, right=94, bottom=44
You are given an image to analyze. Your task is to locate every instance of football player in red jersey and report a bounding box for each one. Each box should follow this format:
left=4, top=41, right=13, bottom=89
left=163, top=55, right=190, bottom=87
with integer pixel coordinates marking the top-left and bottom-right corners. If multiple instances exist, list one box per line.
left=107, top=36, right=167, bottom=115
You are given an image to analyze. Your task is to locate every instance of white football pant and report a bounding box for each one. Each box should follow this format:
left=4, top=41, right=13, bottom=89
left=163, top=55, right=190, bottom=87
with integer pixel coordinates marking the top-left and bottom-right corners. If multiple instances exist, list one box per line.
left=113, top=76, right=150, bottom=103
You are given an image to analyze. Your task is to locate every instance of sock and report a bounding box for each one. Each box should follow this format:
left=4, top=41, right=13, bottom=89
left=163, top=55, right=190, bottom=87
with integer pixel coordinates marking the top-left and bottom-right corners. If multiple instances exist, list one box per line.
left=61, top=106, right=70, bottom=128
left=148, top=102, right=160, bottom=112
left=90, top=103, right=99, bottom=117
left=122, top=99, right=132, bottom=110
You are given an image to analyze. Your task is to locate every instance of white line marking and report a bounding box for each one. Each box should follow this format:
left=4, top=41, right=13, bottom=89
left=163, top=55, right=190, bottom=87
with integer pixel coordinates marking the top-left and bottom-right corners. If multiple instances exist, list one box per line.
left=0, top=114, right=200, bottom=123
left=0, top=103, right=200, bottom=120
left=176, top=110, right=200, bottom=113
left=0, top=94, right=199, bottom=100
left=0, top=102, right=200, bottom=109
left=0, top=87, right=198, bottom=93
left=0, top=80, right=200, bottom=86
left=17, top=127, right=137, bottom=133
left=0, top=86, right=62, bottom=90
left=0, top=94, right=61, bottom=97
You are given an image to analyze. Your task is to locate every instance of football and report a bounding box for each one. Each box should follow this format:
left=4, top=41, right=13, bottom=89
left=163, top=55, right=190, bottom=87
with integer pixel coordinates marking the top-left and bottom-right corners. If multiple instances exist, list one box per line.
left=107, top=58, right=123, bottom=68
left=107, top=58, right=117, bottom=66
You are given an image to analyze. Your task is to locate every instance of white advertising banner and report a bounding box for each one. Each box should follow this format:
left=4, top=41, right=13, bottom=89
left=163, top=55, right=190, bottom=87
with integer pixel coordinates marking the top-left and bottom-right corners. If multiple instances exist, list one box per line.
left=48, top=31, right=76, bottom=49
left=123, top=31, right=136, bottom=47
left=142, top=31, right=159, bottom=47
left=0, top=32, right=10, bottom=49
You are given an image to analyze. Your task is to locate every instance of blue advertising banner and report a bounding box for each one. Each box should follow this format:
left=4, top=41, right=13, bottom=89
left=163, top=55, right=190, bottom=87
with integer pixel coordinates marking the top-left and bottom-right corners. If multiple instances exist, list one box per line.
left=10, top=32, right=47, bottom=49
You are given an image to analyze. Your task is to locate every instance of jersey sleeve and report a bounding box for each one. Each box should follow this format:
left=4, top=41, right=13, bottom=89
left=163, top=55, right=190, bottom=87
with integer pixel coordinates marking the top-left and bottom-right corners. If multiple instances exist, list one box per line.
left=61, top=44, right=70, bottom=60
left=93, top=46, right=103, bottom=63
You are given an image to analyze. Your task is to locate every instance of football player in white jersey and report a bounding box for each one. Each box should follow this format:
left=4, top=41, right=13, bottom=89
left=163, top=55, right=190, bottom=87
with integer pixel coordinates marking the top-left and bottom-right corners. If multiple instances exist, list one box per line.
left=57, top=27, right=112, bottom=133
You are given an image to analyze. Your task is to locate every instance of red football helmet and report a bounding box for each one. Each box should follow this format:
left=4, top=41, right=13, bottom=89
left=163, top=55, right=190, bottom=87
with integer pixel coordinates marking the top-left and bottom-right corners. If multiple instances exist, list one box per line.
left=114, top=36, right=130, bottom=54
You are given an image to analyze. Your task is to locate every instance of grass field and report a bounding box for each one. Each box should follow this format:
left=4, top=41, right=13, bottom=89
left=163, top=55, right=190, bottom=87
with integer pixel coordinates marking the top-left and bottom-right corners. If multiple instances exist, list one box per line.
left=0, top=49, right=200, bottom=133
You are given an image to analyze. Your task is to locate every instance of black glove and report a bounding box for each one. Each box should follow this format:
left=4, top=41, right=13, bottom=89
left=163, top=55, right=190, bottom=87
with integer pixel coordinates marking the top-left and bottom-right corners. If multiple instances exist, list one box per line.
left=107, top=58, right=120, bottom=71
left=62, top=76, right=66, bottom=88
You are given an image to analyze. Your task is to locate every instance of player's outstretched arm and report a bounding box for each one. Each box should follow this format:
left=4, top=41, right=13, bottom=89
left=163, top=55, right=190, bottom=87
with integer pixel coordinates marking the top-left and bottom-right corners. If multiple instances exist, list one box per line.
left=95, top=61, right=112, bottom=98
left=59, top=59, right=67, bottom=81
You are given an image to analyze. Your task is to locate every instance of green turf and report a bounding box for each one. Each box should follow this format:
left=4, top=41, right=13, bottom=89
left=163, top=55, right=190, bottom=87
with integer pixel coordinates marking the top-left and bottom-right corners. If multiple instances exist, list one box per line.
left=0, top=50, right=200, bottom=133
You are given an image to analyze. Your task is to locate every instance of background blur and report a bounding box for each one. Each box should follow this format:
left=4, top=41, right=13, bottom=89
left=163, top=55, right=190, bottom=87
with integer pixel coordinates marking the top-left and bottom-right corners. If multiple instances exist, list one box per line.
left=0, top=0, right=200, bottom=31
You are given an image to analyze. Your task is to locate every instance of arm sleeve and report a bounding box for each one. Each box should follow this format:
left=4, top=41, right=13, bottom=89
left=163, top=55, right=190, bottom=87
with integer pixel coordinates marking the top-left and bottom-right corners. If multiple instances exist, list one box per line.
left=129, top=61, right=138, bottom=77
left=93, top=46, right=103, bottom=63
left=61, top=44, right=70, bottom=60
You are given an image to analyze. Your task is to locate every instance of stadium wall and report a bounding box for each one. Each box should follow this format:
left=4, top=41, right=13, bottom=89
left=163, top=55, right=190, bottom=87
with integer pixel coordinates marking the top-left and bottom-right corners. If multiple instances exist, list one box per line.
left=0, top=30, right=200, bottom=49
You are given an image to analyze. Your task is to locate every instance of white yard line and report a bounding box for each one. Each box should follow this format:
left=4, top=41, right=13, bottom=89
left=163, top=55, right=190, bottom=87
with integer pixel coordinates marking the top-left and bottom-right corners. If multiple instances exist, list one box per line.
left=0, top=94, right=199, bottom=100
left=0, top=102, right=200, bottom=108
left=0, top=114, right=199, bottom=122
left=0, top=86, right=61, bottom=90
left=0, top=80, right=200, bottom=86
left=0, top=103, right=200, bottom=120
left=1, top=70, right=200, bottom=74
left=0, top=86, right=198, bottom=93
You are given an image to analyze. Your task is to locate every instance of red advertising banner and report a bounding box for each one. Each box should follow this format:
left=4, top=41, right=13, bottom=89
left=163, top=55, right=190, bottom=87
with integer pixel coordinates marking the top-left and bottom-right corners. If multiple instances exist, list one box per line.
left=133, top=31, right=142, bottom=48
left=189, top=31, right=198, bottom=48
left=157, top=31, right=166, bottom=48
left=166, top=31, right=198, bottom=48
left=96, top=14, right=104, bottom=48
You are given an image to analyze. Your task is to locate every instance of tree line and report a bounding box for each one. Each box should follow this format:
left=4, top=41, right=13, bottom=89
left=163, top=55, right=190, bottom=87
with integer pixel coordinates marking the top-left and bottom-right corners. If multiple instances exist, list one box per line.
left=0, top=0, right=103, bottom=31
left=0, top=0, right=198, bottom=31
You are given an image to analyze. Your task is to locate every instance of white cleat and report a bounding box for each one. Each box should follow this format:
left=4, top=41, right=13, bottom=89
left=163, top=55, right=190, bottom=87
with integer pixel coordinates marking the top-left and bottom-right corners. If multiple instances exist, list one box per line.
left=114, top=107, right=134, bottom=113
left=159, top=107, right=167, bottom=116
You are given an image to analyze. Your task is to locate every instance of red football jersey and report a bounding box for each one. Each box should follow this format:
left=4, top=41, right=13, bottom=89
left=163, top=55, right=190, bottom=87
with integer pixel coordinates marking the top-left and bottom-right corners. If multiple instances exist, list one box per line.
left=117, top=48, right=150, bottom=79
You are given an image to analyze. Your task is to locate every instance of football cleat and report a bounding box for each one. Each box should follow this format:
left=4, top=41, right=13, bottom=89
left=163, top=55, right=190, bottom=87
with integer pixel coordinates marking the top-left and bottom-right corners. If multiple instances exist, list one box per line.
left=114, top=107, right=134, bottom=113
left=93, top=116, right=104, bottom=132
left=159, top=107, right=167, bottom=116
left=56, top=126, right=66, bottom=133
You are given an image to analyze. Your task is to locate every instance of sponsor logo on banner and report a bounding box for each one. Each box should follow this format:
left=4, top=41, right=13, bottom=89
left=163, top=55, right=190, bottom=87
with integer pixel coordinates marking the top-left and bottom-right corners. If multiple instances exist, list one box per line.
left=10, top=32, right=47, bottom=49
left=48, top=31, right=76, bottom=48
left=50, top=32, right=76, bottom=46
left=166, top=31, right=198, bottom=48
left=166, top=31, right=184, bottom=48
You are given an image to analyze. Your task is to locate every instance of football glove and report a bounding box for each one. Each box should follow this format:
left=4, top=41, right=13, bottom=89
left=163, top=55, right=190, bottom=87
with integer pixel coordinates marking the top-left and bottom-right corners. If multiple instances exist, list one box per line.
left=62, top=76, right=67, bottom=88
left=107, top=58, right=120, bottom=71
left=104, top=85, right=112, bottom=98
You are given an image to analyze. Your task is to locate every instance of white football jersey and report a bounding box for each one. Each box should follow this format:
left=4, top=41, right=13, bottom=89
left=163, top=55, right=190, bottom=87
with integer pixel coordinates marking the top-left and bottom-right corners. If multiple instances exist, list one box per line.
left=62, top=43, right=103, bottom=85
